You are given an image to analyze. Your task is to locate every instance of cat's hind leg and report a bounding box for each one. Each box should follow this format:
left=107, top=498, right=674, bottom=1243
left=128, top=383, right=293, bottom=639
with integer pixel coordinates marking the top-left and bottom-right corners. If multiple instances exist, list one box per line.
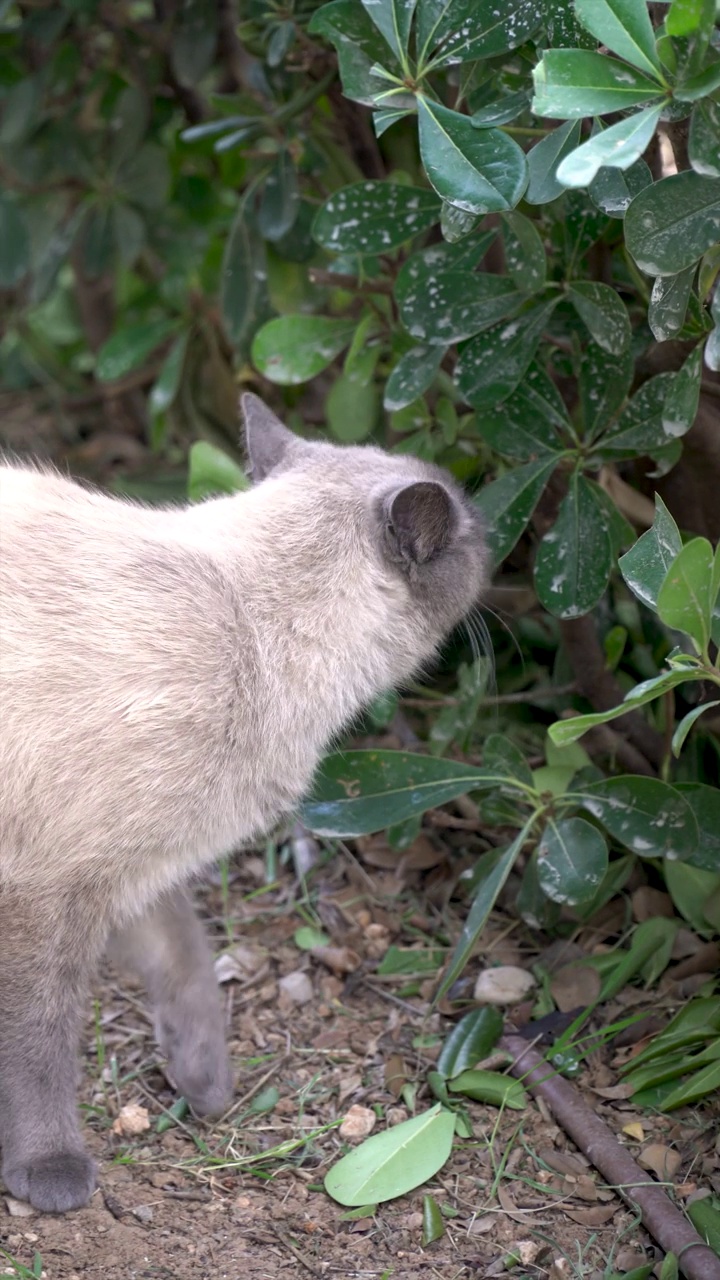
left=109, top=888, right=233, bottom=1117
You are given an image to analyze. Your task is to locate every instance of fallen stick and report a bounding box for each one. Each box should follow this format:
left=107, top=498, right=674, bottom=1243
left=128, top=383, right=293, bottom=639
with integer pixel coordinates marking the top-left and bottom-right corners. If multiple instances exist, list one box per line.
left=501, top=1034, right=720, bottom=1280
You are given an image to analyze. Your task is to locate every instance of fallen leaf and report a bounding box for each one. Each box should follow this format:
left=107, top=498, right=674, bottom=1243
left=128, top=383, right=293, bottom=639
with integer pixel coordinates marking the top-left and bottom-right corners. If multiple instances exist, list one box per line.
left=112, top=1103, right=150, bottom=1136
left=622, top=1121, right=645, bottom=1142
left=384, top=1054, right=407, bottom=1099
left=637, top=1142, right=682, bottom=1180
left=339, top=1104, right=377, bottom=1141
left=615, top=1248, right=649, bottom=1271
left=310, top=945, right=360, bottom=976
left=538, top=1149, right=589, bottom=1177
left=631, top=886, right=673, bottom=921
left=278, top=971, right=314, bottom=1005
left=550, top=963, right=601, bottom=1013
left=337, top=1073, right=363, bottom=1105
left=564, top=1204, right=617, bottom=1226
left=474, top=966, right=536, bottom=1006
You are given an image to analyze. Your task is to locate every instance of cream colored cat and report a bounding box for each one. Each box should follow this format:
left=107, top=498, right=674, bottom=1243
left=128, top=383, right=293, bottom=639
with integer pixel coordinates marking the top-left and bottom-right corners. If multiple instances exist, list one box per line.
left=0, top=395, right=487, bottom=1212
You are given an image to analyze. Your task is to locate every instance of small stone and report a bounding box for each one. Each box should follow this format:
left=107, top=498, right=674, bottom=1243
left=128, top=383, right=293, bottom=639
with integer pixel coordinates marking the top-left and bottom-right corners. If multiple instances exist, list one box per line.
left=278, top=971, right=314, bottom=1005
left=132, top=1204, right=154, bottom=1224
left=112, top=1102, right=151, bottom=1136
left=4, top=1198, right=34, bottom=1218
left=339, top=1105, right=376, bottom=1140
left=474, top=965, right=536, bottom=1005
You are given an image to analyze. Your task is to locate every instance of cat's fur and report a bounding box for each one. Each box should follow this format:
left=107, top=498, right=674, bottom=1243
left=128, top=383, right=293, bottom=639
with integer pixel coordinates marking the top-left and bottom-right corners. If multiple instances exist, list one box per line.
left=0, top=396, right=487, bottom=1212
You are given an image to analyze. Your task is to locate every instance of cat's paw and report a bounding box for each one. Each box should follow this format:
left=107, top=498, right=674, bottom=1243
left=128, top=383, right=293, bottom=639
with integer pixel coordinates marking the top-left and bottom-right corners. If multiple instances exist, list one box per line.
left=3, top=1151, right=97, bottom=1213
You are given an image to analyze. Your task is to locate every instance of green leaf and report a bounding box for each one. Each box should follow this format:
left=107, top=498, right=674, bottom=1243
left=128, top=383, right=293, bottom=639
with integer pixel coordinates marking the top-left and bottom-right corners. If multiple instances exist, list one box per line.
left=456, top=299, right=557, bottom=408
left=417, top=99, right=527, bottom=215
left=251, top=315, right=356, bottom=385
left=675, top=783, right=720, bottom=872
left=313, top=182, right=441, bottom=255
left=384, top=344, right=445, bottom=410
left=448, top=1070, right=527, bottom=1109
left=548, top=667, right=706, bottom=745
left=170, top=0, right=217, bottom=86
left=526, top=121, right=582, bottom=204
left=625, top=172, right=720, bottom=276
left=149, top=330, right=189, bottom=420
left=580, top=341, right=633, bottom=437
left=537, top=818, right=608, bottom=906
left=437, top=1008, right=504, bottom=1080
left=115, top=143, right=170, bottom=210
left=568, top=281, right=631, bottom=354
left=439, top=201, right=481, bottom=242
left=0, top=195, right=29, bottom=287
left=395, top=248, right=519, bottom=344
left=581, top=777, right=699, bottom=861
left=619, top=493, right=682, bottom=609
left=594, top=373, right=673, bottom=458
left=589, top=156, right=652, bottom=218
left=436, top=829, right=531, bottom=1003
left=95, top=319, right=177, bottom=383
left=112, top=203, right=145, bottom=268
left=689, top=99, right=720, bottom=179
left=471, top=90, right=531, bottom=128
left=309, top=0, right=402, bottom=105
left=574, top=0, right=663, bottom=79
left=672, top=701, right=720, bottom=758
left=326, top=369, right=380, bottom=441
left=531, top=51, right=663, bottom=119
left=657, top=537, right=715, bottom=655
left=221, top=204, right=268, bottom=350
left=664, top=859, right=720, bottom=934
left=475, top=363, right=570, bottom=460
left=294, top=925, right=331, bottom=950
left=422, top=1194, right=445, bottom=1246
left=374, top=107, right=412, bottom=137
left=557, top=104, right=664, bottom=189
left=648, top=265, right=695, bottom=341
left=500, top=211, right=546, bottom=291
left=108, top=84, right=149, bottom=168
left=417, top=0, right=542, bottom=69
left=667, top=0, right=716, bottom=37
left=474, top=456, right=557, bottom=566
left=675, top=62, right=720, bottom=103
left=258, top=150, right=300, bottom=241
left=663, top=344, right=703, bottom=437
left=324, top=1105, right=455, bottom=1206
left=360, top=0, right=416, bottom=65
left=484, top=732, right=535, bottom=789
left=534, top=473, right=613, bottom=618
left=188, top=441, right=248, bottom=501
left=301, top=750, right=502, bottom=837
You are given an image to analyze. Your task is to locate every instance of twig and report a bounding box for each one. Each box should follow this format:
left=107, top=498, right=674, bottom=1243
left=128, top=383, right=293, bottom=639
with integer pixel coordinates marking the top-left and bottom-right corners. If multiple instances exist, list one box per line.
left=501, top=1034, right=720, bottom=1280
left=267, top=1223, right=323, bottom=1277
left=307, top=268, right=393, bottom=295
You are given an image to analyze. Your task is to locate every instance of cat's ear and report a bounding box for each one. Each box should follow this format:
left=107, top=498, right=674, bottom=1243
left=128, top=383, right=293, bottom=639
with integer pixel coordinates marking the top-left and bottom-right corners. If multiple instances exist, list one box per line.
left=385, top=481, right=456, bottom=565
left=241, top=394, right=298, bottom=482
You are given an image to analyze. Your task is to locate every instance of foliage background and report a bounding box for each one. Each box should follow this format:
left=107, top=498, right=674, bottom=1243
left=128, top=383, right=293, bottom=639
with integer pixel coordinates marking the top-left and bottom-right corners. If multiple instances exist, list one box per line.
left=2, top=0, right=720, bottom=972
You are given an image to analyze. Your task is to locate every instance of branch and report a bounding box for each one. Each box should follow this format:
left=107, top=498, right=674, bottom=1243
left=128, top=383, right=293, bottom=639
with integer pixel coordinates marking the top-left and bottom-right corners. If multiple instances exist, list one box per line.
left=501, top=1034, right=720, bottom=1280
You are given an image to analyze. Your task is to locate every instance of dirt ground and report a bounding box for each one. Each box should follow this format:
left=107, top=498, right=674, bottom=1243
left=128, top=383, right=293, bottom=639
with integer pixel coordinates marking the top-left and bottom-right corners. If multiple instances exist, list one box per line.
left=1, top=835, right=718, bottom=1280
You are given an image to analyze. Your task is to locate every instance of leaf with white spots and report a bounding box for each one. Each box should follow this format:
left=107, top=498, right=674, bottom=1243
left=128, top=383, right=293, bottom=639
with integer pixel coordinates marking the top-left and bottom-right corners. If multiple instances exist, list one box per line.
left=396, top=265, right=519, bottom=344
left=625, top=172, right=720, bottom=276
left=308, top=0, right=402, bottom=105
left=313, top=182, right=441, bottom=255
left=593, top=373, right=674, bottom=458
left=416, top=0, right=543, bottom=70
left=580, top=777, right=699, bottom=862
left=526, top=120, right=582, bottom=205
left=619, top=494, right=682, bottom=610
left=384, top=344, right=445, bottom=410
left=648, top=265, right=695, bottom=341
left=557, top=103, right=664, bottom=189
left=474, top=363, right=571, bottom=460
left=589, top=156, right=652, bottom=218
left=662, top=344, right=703, bottom=438
left=417, top=98, right=527, bottom=215
left=537, top=818, right=608, bottom=906
left=532, top=50, right=664, bottom=119
left=474, top=456, right=558, bottom=567
left=500, top=211, right=546, bottom=291
left=456, top=299, right=558, bottom=408
left=580, top=341, right=633, bottom=438
left=534, top=473, right=614, bottom=618
left=251, top=314, right=356, bottom=385
left=689, top=99, right=720, bottom=179
left=568, top=281, right=631, bottom=354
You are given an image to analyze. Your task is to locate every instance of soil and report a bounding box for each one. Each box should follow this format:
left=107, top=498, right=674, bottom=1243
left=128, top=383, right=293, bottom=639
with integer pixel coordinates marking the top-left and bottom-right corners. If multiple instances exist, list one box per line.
left=1, top=838, right=718, bottom=1280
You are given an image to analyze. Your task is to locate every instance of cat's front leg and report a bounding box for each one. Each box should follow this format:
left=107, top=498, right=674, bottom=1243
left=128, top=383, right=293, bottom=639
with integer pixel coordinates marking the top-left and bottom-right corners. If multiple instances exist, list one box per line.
left=109, top=888, right=233, bottom=1117
left=0, top=890, right=103, bottom=1212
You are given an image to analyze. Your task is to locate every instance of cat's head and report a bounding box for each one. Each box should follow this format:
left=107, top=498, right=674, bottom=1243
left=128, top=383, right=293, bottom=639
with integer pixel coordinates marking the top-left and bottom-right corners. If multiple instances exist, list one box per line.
left=241, top=393, right=488, bottom=657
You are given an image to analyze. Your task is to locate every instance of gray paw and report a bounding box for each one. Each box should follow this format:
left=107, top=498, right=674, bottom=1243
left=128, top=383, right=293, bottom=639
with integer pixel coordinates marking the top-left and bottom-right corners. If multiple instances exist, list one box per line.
left=3, top=1151, right=97, bottom=1213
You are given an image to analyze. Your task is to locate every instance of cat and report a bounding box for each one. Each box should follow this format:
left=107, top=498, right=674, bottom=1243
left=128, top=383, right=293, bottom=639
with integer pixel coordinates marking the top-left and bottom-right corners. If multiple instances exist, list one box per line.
left=0, top=394, right=487, bottom=1213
